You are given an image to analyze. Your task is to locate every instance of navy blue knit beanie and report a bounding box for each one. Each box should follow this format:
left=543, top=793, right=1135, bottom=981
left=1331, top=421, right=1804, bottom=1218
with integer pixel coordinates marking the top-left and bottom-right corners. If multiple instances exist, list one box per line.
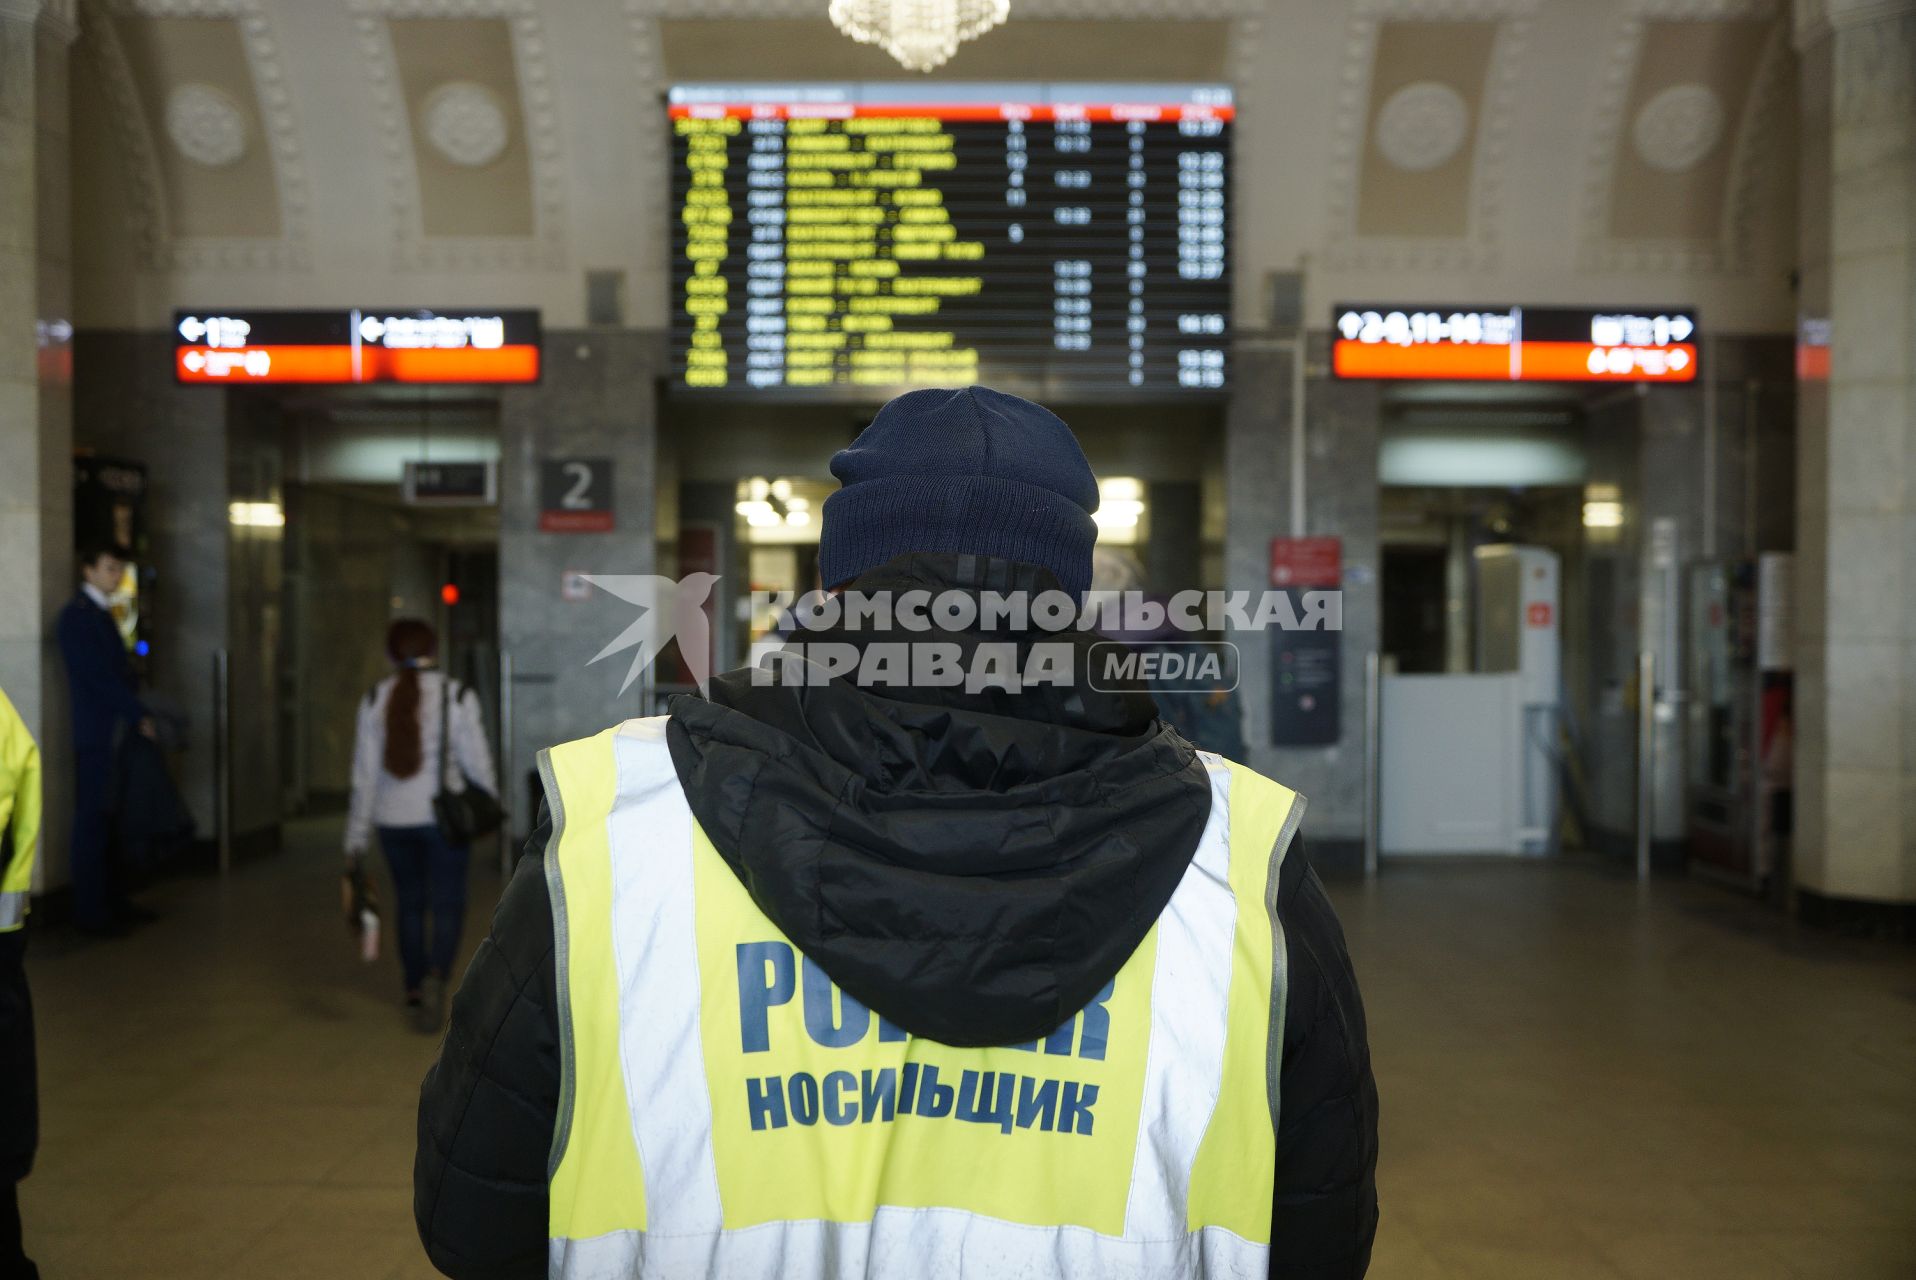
left=819, top=386, right=1100, bottom=597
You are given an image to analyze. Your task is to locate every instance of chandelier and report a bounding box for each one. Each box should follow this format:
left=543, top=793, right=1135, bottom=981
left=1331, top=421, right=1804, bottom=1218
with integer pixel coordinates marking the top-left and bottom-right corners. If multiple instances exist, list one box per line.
left=827, top=0, right=1011, bottom=73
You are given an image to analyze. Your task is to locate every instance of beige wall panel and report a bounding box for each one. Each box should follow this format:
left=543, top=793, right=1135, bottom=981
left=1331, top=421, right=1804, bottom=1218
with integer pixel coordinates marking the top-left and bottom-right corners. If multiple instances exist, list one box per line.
left=1608, top=19, right=1772, bottom=242
left=389, top=17, right=534, bottom=239
left=111, top=15, right=278, bottom=238
left=1355, top=20, right=1496, bottom=240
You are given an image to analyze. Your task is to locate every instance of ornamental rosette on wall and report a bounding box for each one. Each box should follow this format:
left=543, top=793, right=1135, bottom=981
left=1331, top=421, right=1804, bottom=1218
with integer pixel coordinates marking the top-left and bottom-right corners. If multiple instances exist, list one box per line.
left=90, top=0, right=311, bottom=270
left=1577, top=0, right=1784, bottom=276
left=351, top=0, right=566, bottom=272
left=1322, top=0, right=1537, bottom=274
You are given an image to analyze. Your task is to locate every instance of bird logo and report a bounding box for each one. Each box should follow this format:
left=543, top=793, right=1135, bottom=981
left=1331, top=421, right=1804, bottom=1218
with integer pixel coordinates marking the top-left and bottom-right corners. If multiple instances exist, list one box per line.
left=582, top=573, right=721, bottom=695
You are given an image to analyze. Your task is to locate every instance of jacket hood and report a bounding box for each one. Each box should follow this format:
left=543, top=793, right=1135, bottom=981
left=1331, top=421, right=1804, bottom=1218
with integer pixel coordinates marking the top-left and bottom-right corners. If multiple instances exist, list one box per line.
left=665, top=553, right=1214, bottom=1047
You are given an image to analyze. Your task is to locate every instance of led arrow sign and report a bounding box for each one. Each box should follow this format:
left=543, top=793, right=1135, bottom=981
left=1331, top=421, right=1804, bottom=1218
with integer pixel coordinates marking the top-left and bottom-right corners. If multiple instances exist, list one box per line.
left=1331, top=305, right=1699, bottom=383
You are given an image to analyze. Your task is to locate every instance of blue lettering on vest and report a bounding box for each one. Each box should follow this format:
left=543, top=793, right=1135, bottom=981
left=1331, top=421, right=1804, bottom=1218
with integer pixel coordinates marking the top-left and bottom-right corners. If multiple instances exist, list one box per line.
left=955, top=1070, right=1015, bottom=1134
left=737, top=942, right=796, bottom=1053
left=747, top=1075, right=788, bottom=1130
left=1015, top=1076, right=1059, bottom=1131
left=788, top=1071, right=821, bottom=1126
left=802, top=956, right=872, bottom=1048
left=860, top=1067, right=897, bottom=1122
left=1059, top=1081, right=1099, bottom=1135
left=897, top=1061, right=920, bottom=1113
left=1076, top=979, right=1115, bottom=1061
left=1006, top=978, right=1117, bottom=1059
left=1042, top=1020, right=1075, bottom=1056
left=821, top=1070, right=858, bottom=1126
left=913, top=1064, right=954, bottom=1117
left=746, top=1070, right=1098, bottom=1138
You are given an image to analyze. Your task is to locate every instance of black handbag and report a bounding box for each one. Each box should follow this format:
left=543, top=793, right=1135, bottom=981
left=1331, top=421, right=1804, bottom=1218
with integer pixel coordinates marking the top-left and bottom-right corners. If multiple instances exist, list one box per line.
left=432, top=676, right=503, bottom=845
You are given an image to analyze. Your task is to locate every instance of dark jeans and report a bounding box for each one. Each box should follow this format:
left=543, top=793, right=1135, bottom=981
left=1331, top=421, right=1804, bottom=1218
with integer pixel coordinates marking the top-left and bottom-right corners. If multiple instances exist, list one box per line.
left=377, top=825, right=469, bottom=994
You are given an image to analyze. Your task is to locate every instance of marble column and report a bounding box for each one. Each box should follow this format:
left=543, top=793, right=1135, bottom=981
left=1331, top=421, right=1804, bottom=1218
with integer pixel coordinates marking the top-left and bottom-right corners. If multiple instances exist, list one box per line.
left=0, top=0, right=77, bottom=893
left=1792, top=0, right=1916, bottom=905
left=1226, top=332, right=1380, bottom=861
left=497, top=330, right=661, bottom=835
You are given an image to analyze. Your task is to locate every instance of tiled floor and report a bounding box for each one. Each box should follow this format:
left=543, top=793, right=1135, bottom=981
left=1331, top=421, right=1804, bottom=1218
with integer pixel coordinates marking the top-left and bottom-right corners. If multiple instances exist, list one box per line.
left=19, top=819, right=499, bottom=1280
left=1347, top=861, right=1916, bottom=1279
left=16, top=823, right=1916, bottom=1278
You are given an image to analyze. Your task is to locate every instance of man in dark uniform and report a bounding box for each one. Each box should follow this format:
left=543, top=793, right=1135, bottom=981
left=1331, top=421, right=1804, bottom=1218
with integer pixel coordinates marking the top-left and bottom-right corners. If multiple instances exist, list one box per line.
left=54, top=543, right=153, bottom=935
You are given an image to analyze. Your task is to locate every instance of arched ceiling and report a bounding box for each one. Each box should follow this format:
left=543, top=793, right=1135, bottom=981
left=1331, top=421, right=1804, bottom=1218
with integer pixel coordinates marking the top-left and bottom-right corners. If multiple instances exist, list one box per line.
left=69, top=0, right=1800, bottom=333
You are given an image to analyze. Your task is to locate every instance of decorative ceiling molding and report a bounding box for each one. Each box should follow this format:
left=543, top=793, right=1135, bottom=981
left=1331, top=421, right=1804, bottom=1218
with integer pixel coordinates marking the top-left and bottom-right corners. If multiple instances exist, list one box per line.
left=351, top=0, right=566, bottom=272
left=87, top=0, right=312, bottom=272
left=1631, top=83, right=1725, bottom=172
left=166, top=81, right=249, bottom=167
left=1720, top=18, right=1788, bottom=270
left=1798, top=0, right=1916, bottom=50
left=1323, top=0, right=1536, bottom=274
left=624, top=3, right=671, bottom=304
left=1375, top=80, right=1472, bottom=172
left=421, top=80, right=511, bottom=168
left=78, top=1, right=170, bottom=269
left=1576, top=0, right=1783, bottom=277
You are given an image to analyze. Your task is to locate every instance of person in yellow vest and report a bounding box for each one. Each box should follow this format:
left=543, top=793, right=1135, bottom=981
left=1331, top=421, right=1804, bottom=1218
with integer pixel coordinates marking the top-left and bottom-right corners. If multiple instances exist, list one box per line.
left=0, top=685, right=44, bottom=1280
left=415, top=388, right=1379, bottom=1278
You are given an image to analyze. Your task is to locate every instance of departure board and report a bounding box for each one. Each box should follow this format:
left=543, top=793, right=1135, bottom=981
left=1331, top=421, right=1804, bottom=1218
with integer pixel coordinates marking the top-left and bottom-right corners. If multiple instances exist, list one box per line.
left=669, top=83, right=1232, bottom=400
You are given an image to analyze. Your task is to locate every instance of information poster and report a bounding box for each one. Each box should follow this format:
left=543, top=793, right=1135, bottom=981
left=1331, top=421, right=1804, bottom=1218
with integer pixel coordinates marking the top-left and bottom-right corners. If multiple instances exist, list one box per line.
left=1269, top=536, right=1342, bottom=747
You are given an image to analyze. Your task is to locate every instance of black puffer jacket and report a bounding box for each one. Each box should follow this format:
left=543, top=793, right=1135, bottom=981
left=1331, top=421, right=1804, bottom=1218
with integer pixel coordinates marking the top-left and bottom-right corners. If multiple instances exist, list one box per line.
left=416, top=556, right=1378, bottom=1278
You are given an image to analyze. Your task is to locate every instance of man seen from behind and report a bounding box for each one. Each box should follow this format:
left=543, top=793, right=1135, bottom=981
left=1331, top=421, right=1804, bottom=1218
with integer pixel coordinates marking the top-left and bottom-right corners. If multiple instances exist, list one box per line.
left=415, top=386, right=1379, bottom=1279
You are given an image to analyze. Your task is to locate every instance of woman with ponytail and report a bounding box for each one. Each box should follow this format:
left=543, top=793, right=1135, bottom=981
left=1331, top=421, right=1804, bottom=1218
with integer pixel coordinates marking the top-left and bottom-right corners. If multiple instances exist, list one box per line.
left=345, top=619, right=497, bottom=1032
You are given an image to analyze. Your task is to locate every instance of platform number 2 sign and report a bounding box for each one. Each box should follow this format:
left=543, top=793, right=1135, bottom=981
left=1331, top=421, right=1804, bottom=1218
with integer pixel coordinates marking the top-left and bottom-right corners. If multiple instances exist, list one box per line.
left=540, top=458, right=614, bottom=533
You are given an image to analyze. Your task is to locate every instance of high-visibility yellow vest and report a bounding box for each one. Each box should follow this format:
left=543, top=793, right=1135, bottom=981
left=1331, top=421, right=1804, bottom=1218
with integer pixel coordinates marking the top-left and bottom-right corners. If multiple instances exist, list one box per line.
left=539, top=715, right=1305, bottom=1280
left=0, top=687, right=42, bottom=932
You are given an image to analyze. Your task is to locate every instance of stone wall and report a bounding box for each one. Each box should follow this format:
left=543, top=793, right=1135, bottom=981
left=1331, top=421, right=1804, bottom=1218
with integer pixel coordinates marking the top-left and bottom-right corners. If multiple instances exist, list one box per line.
left=1227, top=335, right=1382, bottom=858
left=497, top=329, right=662, bottom=837
left=1791, top=5, right=1916, bottom=906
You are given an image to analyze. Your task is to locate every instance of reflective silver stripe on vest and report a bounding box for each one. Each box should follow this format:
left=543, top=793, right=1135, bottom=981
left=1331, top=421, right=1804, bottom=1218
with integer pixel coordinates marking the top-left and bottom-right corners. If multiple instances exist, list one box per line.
left=1265, top=789, right=1307, bottom=1130
left=551, top=1208, right=1271, bottom=1280
left=0, top=890, right=24, bottom=930
left=1123, top=755, right=1237, bottom=1239
left=605, top=717, right=726, bottom=1232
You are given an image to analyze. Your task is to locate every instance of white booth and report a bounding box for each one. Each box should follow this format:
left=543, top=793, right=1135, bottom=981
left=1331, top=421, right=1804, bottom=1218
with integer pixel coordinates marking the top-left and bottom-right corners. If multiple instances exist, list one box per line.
left=1380, top=544, right=1561, bottom=856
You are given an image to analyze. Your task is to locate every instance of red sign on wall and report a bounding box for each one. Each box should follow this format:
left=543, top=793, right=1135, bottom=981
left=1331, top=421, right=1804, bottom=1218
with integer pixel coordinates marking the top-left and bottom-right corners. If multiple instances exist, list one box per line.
left=1527, top=601, right=1554, bottom=628
left=1270, top=536, right=1342, bottom=588
left=1330, top=305, right=1698, bottom=383
left=174, top=310, right=542, bottom=384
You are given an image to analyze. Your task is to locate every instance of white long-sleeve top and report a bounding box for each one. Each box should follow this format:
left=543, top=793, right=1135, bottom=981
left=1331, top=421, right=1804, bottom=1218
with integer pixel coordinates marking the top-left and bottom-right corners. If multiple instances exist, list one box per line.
left=345, top=669, right=498, bottom=857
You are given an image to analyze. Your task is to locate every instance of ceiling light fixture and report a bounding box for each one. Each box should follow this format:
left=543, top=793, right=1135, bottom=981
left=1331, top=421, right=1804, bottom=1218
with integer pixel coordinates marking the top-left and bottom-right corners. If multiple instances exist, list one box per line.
left=828, top=0, right=1010, bottom=73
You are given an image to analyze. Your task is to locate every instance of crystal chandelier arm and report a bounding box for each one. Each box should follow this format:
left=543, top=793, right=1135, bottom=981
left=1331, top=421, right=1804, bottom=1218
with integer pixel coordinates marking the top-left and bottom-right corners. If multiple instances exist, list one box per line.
left=828, top=0, right=1012, bottom=73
